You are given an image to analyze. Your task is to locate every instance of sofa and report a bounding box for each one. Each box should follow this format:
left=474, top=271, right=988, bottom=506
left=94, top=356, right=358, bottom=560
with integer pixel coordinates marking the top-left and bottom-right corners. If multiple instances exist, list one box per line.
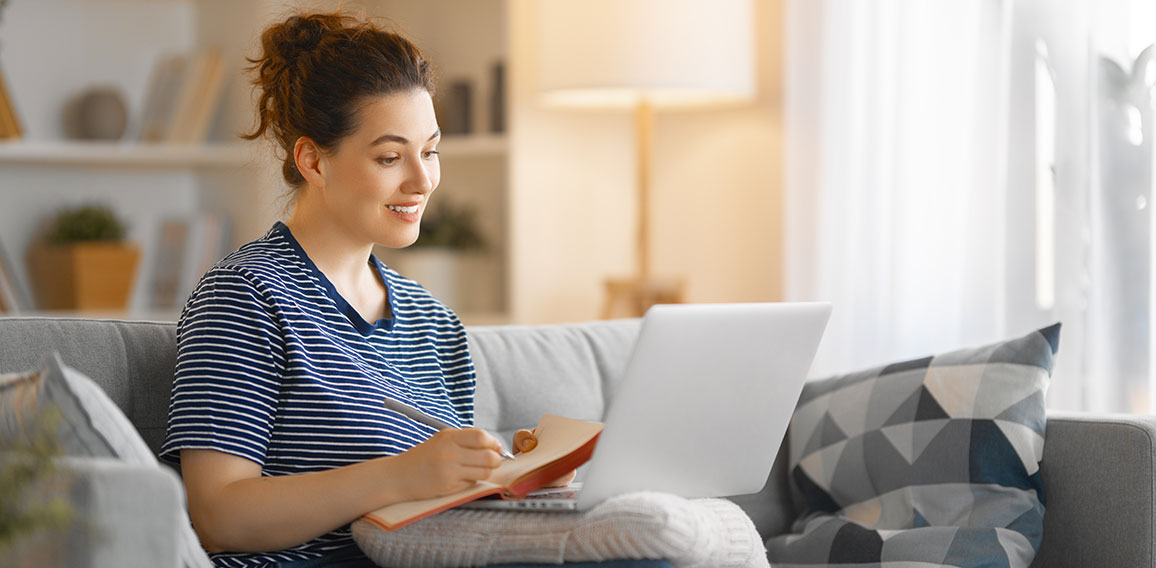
left=1, top=315, right=1154, bottom=567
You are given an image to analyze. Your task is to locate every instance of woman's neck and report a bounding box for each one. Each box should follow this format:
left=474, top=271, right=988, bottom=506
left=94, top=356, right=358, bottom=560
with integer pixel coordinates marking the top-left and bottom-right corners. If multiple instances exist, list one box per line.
left=285, top=206, right=377, bottom=294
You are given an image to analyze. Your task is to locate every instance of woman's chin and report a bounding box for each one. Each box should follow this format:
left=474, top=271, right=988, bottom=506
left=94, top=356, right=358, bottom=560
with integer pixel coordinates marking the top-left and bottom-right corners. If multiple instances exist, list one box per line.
left=376, top=234, right=420, bottom=249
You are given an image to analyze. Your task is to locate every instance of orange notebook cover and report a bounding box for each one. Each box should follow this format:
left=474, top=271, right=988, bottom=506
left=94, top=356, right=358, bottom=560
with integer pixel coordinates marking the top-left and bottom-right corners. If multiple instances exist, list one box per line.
left=361, top=414, right=602, bottom=532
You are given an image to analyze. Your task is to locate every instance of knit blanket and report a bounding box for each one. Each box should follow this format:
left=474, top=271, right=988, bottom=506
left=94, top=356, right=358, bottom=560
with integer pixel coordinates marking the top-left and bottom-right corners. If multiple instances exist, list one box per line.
left=351, top=492, right=769, bottom=568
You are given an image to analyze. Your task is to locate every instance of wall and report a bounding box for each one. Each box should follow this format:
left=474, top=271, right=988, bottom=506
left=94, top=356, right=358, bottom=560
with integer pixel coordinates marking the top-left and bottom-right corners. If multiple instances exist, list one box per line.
left=508, top=0, right=785, bottom=324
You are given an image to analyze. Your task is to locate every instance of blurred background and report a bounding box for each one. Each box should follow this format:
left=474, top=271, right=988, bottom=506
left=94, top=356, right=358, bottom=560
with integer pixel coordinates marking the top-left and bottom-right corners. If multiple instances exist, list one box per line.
left=0, top=0, right=1155, bottom=415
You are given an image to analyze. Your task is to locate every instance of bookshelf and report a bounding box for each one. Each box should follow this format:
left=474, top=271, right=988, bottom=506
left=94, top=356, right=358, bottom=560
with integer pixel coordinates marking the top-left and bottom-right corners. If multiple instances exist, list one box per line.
left=0, top=0, right=510, bottom=321
left=0, top=141, right=254, bottom=168
left=0, top=135, right=504, bottom=168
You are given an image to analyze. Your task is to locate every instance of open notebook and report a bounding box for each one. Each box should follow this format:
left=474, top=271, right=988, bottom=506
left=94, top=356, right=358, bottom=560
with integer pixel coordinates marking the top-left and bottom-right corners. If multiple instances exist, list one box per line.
left=360, top=414, right=602, bottom=531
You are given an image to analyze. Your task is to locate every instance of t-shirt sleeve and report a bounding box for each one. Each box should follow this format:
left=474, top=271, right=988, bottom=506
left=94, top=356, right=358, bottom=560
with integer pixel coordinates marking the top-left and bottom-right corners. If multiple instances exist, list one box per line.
left=160, top=267, right=286, bottom=467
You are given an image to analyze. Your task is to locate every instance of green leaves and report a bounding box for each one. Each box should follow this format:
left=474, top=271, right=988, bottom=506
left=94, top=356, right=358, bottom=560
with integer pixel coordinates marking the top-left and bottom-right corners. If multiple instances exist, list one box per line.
left=414, top=198, right=487, bottom=251
left=45, top=205, right=126, bottom=243
left=0, top=406, right=75, bottom=559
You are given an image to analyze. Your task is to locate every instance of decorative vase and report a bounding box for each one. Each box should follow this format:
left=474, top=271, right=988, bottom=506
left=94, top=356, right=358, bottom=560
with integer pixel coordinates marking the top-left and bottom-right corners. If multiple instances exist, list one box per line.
left=27, top=242, right=141, bottom=310
left=65, top=86, right=128, bottom=141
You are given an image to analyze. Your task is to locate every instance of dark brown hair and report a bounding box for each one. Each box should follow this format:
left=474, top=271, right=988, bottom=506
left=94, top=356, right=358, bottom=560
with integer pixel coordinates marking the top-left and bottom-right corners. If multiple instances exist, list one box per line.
left=241, top=10, right=436, bottom=190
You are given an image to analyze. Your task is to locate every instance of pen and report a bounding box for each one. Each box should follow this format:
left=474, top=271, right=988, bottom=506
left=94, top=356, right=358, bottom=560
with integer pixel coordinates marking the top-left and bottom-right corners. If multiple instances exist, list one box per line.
left=383, top=397, right=517, bottom=460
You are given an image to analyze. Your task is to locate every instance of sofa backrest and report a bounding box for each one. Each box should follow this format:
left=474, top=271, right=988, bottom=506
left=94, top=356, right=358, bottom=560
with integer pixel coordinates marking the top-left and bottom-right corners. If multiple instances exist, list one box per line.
left=0, top=315, right=797, bottom=540
left=467, top=318, right=642, bottom=440
left=0, top=317, right=179, bottom=456
left=0, top=316, right=644, bottom=453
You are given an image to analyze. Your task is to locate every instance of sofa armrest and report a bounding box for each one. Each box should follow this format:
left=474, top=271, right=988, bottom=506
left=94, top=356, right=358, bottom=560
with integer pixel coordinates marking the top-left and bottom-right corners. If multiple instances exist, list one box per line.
left=3, top=454, right=183, bottom=568
left=1032, top=412, right=1156, bottom=568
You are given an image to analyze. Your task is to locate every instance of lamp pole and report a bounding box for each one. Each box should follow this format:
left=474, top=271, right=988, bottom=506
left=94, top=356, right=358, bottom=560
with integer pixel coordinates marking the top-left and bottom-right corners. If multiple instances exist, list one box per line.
left=636, top=98, right=652, bottom=283
left=600, top=98, right=686, bottom=319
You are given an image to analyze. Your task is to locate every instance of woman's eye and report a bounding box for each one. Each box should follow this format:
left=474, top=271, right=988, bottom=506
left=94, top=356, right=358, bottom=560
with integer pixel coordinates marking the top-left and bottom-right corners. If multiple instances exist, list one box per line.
left=379, top=156, right=399, bottom=166
left=423, top=150, right=440, bottom=160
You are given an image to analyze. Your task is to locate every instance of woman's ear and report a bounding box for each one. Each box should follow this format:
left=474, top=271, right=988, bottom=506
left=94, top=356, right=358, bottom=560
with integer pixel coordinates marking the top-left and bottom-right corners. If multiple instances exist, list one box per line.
left=293, top=136, right=326, bottom=189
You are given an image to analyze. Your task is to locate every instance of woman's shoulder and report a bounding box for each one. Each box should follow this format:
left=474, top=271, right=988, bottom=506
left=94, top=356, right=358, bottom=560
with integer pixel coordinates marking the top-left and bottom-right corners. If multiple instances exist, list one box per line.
left=194, top=226, right=307, bottom=297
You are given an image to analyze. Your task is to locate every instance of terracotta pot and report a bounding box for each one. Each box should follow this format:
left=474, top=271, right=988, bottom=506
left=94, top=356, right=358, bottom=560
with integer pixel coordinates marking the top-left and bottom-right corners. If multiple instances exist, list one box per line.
left=27, top=242, right=140, bottom=310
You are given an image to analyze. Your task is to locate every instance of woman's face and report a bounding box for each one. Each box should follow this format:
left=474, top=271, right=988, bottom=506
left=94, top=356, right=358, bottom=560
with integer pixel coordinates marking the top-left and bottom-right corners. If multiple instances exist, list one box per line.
left=315, top=89, right=441, bottom=248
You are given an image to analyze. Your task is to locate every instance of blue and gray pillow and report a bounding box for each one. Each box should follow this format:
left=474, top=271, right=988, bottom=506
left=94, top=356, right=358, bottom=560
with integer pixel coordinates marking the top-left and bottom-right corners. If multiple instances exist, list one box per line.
left=767, top=324, right=1060, bottom=568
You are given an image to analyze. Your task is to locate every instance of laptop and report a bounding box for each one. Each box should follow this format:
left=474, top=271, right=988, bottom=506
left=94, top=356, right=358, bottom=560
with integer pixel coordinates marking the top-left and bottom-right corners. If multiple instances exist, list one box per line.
left=459, top=301, right=832, bottom=512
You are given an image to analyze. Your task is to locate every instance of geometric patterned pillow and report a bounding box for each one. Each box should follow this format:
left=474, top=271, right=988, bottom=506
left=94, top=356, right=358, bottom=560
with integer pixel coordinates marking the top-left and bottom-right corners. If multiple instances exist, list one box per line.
left=766, top=324, right=1060, bottom=568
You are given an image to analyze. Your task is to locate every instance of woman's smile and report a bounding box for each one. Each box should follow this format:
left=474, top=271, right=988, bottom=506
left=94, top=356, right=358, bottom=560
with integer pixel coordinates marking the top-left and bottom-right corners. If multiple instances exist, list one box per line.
left=386, top=202, right=421, bottom=223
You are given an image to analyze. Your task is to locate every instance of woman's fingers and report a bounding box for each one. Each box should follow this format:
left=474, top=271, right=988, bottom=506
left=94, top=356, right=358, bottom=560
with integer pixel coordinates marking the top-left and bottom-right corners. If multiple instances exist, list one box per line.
left=513, top=428, right=538, bottom=454
left=452, top=428, right=492, bottom=448
left=447, top=432, right=502, bottom=485
left=459, top=446, right=503, bottom=469
left=402, top=429, right=507, bottom=499
left=453, top=428, right=506, bottom=455
left=459, top=464, right=499, bottom=482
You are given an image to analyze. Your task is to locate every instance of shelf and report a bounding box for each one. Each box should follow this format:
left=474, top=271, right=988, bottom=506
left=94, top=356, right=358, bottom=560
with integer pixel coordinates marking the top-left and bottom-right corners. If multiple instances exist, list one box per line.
left=0, top=140, right=256, bottom=168
left=437, top=134, right=507, bottom=157
left=457, top=311, right=512, bottom=326
left=0, top=134, right=505, bottom=168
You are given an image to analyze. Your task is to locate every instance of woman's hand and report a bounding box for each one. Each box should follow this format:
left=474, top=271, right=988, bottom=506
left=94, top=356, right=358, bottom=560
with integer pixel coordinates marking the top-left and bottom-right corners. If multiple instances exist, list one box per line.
left=396, top=428, right=505, bottom=501
left=513, top=428, right=577, bottom=488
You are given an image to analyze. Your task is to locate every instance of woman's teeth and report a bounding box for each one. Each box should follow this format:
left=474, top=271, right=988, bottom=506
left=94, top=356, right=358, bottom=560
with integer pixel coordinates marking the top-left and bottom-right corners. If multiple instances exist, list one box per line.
left=387, top=204, right=419, bottom=214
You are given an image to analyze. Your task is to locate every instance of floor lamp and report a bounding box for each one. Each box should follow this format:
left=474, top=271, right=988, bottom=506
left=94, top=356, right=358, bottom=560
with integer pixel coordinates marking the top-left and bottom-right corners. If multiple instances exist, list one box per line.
left=537, top=0, right=756, bottom=319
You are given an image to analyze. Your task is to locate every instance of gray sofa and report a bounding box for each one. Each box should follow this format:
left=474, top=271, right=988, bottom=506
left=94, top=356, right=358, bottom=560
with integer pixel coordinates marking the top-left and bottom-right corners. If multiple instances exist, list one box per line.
left=1, top=316, right=1154, bottom=567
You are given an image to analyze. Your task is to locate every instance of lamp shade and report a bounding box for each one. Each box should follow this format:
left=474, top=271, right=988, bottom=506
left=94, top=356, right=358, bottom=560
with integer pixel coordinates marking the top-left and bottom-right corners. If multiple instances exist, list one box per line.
left=537, top=0, right=755, bottom=108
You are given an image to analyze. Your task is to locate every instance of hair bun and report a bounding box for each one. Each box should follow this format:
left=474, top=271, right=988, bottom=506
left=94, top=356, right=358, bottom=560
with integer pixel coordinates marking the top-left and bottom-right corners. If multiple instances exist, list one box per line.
left=278, top=15, right=327, bottom=61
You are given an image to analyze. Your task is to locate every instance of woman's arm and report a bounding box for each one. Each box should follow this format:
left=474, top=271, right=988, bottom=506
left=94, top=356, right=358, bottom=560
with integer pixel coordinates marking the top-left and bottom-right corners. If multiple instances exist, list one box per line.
left=183, top=428, right=504, bottom=553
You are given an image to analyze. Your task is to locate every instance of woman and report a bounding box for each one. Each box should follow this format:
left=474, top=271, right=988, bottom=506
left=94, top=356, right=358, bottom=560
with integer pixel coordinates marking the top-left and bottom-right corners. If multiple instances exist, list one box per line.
left=160, top=10, right=669, bottom=568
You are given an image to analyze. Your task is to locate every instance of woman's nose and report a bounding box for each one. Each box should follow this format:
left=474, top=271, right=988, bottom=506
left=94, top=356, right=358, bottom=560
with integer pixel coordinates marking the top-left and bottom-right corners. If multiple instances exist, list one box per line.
left=405, top=159, right=436, bottom=194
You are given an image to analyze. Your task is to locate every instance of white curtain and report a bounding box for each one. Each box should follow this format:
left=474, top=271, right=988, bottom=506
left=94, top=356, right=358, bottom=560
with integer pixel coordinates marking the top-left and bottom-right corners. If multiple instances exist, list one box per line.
left=785, top=0, right=1015, bottom=375
left=785, top=0, right=1156, bottom=413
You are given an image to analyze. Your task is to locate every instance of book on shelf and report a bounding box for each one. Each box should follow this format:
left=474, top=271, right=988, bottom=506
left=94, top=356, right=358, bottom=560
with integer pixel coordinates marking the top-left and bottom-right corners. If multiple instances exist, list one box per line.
left=138, top=48, right=227, bottom=145
left=151, top=214, right=231, bottom=310
left=0, top=236, right=33, bottom=314
left=0, top=62, right=24, bottom=140
left=360, top=413, right=603, bottom=532
left=138, top=53, right=186, bottom=143
left=150, top=218, right=190, bottom=310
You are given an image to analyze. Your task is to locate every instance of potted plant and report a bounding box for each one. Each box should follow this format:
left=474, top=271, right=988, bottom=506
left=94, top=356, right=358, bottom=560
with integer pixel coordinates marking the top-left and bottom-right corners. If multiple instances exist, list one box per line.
left=26, top=205, right=141, bottom=311
left=0, top=407, right=74, bottom=564
left=394, top=198, right=487, bottom=310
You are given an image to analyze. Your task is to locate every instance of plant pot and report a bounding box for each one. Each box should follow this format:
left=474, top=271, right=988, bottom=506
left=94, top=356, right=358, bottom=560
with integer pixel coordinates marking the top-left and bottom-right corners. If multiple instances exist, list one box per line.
left=27, top=242, right=141, bottom=310
left=396, top=248, right=464, bottom=310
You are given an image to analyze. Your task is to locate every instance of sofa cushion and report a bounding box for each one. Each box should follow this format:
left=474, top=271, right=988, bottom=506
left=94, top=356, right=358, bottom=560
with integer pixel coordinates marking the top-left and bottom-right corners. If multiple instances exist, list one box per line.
left=0, top=351, right=211, bottom=568
left=1, top=352, right=156, bottom=463
left=766, top=324, right=1060, bottom=568
left=0, top=317, right=178, bottom=457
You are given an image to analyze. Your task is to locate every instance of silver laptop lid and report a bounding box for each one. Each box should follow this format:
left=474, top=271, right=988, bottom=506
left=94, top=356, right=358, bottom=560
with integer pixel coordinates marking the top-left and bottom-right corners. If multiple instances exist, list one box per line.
left=577, top=302, right=831, bottom=510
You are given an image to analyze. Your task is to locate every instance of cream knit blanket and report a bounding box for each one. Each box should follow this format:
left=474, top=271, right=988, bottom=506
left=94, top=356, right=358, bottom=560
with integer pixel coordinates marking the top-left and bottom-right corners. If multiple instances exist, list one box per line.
left=351, top=492, right=769, bottom=568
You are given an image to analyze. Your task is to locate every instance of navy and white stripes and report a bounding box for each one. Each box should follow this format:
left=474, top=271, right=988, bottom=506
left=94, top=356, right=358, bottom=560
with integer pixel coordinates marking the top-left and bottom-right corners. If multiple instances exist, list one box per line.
left=161, top=222, right=476, bottom=567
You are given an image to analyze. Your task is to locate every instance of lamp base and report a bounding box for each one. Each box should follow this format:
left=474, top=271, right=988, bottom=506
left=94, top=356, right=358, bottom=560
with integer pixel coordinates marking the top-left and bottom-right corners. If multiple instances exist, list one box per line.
left=601, top=276, right=686, bottom=319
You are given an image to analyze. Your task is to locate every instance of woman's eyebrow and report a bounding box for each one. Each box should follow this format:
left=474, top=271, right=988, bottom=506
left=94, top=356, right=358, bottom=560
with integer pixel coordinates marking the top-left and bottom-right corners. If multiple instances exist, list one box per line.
left=370, top=129, right=442, bottom=147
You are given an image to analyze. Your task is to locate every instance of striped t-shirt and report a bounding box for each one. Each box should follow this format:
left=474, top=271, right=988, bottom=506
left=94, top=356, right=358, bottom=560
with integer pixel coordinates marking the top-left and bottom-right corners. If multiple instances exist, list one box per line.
left=161, top=222, right=476, bottom=567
